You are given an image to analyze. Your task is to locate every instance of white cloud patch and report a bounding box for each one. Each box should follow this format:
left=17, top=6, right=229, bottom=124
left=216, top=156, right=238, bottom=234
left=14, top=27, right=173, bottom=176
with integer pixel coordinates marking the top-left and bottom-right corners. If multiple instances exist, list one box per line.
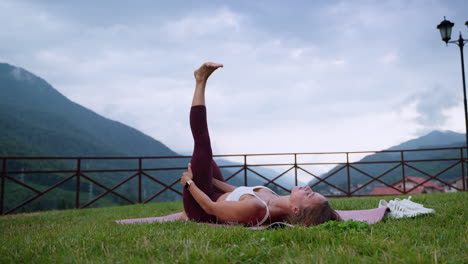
left=290, top=48, right=304, bottom=58
left=443, top=104, right=466, bottom=133
left=380, top=51, right=399, bottom=64
left=10, top=66, right=34, bottom=82
left=402, top=85, right=459, bottom=133
left=332, top=59, right=345, bottom=66
left=164, top=8, right=242, bottom=38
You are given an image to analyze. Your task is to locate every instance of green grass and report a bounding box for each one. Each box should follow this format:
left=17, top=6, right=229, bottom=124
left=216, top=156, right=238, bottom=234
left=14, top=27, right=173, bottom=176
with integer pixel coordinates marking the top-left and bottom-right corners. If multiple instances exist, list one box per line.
left=1, top=192, right=467, bottom=263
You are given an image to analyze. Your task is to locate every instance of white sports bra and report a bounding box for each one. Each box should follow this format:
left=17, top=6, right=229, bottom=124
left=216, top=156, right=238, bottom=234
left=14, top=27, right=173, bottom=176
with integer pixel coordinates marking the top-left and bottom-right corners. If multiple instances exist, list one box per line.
left=225, top=186, right=278, bottom=226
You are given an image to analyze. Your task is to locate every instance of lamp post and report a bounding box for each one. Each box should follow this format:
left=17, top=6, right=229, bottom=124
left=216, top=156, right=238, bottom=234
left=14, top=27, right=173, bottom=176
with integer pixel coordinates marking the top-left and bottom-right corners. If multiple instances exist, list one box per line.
left=437, top=17, right=468, bottom=148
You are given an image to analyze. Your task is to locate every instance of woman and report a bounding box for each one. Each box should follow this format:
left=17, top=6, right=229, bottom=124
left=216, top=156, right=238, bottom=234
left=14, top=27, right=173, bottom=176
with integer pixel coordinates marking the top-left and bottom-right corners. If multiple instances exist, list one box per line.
left=180, top=62, right=341, bottom=226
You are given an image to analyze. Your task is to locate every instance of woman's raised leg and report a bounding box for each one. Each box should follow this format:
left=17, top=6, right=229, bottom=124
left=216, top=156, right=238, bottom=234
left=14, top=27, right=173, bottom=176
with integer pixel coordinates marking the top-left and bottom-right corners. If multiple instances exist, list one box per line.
left=189, top=62, right=223, bottom=193
left=183, top=62, right=223, bottom=222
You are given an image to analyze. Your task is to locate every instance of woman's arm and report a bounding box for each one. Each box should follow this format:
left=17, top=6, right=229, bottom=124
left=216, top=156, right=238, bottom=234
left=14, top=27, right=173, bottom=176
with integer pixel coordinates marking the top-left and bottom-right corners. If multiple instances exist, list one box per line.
left=181, top=165, right=265, bottom=224
left=181, top=163, right=236, bottom=193
left=180, top=165, right=216, bottom=214
left=212, top=178, right=236, bottom=192
left=186, top=182, right=265, bottom=224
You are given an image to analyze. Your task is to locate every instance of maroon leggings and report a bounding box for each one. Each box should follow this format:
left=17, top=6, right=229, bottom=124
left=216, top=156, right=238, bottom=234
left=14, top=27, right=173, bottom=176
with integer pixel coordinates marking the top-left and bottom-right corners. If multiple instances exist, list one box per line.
left=183, top=105, right=225, bottom=223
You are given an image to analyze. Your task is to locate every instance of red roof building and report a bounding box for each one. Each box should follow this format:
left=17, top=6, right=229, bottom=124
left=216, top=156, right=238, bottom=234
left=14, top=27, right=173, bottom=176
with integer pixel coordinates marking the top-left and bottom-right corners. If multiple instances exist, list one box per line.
left=445, top=176, right=468, bottom=192
left=370, top=176, right=444, bottom=195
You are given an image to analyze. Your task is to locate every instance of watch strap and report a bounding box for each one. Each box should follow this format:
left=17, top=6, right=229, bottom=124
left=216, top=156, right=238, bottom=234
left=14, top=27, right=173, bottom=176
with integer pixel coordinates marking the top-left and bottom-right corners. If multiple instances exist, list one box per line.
left=185, top=180, right=193, bottom=189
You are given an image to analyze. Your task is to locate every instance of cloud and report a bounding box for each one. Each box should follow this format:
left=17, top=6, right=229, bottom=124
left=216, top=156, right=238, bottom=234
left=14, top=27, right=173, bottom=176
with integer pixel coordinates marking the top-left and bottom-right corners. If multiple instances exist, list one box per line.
left=10, top=66, right=35, bottom=82
left=332, top=59, right=345, bottom=66
left=164, top=8, right=242, bottom=38
left=443, top=104, right=466, bottom=132
left=402, top=85, right=459, bottom=132
left=380, top=51, right=399, bottom=64
left=0, top=1, right=73, bottom=49
left=1, top=0, right=467, bottom=169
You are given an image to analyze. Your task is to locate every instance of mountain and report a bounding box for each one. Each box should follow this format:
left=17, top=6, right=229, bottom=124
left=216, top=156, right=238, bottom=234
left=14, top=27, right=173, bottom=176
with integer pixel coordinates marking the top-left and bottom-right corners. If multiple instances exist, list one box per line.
left=307, top=130, right=466, bottom=195
left=0, top=63, right=177, bottom=157
left=0, top=63, right=287, bottom=213
left=388, top=130, right=465, bottom=150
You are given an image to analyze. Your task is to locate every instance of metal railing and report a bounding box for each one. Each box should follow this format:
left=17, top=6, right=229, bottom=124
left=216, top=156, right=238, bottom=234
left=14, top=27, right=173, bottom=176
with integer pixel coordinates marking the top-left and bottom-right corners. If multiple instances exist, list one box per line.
left=1, top=146, right=466, bottom=214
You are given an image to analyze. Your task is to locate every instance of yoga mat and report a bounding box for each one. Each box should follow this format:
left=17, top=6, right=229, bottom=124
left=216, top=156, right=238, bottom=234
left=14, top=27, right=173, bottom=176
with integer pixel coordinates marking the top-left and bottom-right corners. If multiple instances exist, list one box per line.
left=336, top=207, right=388, bottom=224
left=115, top=212, right=184, bottom=225
left=115, top=207, right=388, bottom=227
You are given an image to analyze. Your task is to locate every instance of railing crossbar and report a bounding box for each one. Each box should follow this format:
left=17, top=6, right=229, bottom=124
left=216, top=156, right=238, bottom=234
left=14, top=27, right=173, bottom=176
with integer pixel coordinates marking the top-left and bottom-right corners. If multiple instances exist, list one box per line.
left=262, top=166, right=295, bottom=187
left=140, top=172, right=182, bottom=196
left=298, top=166, right=348, bottom=194
left=6, top=174, right=77, bottom=214
left=143, top=179, right=180, bottom=203
left=80, top=172, right=139, bottom=208
left=4, top=175, right=42, bottom=194
left=404, top=161, right=462, bottom=193
left=349, top=164, right=404, bottom=194
left=80, top=174, right=135, bottom=208
left=350, top=163, right=402, bottom=194
left=308, top=165, right=347, bottom=190
left=224, top=167, right=245, bottom=182
left=246, top=168, right=290, bottom=193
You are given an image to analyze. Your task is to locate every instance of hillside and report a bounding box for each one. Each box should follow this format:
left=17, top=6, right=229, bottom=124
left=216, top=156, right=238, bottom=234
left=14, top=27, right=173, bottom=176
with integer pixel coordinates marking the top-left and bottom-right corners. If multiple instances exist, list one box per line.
left=308, top=130, right=466, bottom=194
left=388, top=130, right=465, bottom=150
left=0, top=63, right=177, bottom=157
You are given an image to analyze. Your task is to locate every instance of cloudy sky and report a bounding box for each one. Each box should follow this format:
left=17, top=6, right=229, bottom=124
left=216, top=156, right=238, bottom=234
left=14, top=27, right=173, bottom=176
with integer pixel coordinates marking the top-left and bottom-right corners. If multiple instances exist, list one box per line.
left=1, top=0, right=468, bottom=175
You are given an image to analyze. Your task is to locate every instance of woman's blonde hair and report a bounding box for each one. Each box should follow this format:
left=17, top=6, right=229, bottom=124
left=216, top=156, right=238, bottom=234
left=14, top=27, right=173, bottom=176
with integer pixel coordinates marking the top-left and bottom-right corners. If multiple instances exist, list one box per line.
left=287, top=201, right=341, bottom=226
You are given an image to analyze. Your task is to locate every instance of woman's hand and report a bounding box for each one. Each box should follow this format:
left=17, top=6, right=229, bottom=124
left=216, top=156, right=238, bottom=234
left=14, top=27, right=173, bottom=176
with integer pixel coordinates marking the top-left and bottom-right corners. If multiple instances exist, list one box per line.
left=180, top=163, right=194, bottom=187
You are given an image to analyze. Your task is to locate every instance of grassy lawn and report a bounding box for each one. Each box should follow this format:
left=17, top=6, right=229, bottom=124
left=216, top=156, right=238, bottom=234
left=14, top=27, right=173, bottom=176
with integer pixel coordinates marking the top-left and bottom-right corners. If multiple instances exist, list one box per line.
left=1, top=192, right=467, bottom=263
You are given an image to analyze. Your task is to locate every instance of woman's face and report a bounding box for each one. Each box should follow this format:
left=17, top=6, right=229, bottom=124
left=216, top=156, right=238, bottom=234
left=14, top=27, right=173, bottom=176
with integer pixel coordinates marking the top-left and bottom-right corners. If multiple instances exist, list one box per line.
left=290, top=186, right=327, bottom=209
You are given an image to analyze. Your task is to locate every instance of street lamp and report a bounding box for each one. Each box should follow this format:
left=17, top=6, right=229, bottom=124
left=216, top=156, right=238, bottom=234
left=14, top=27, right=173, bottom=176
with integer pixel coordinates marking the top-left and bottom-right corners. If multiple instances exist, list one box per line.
left=437, top=17, right=468, bottom=148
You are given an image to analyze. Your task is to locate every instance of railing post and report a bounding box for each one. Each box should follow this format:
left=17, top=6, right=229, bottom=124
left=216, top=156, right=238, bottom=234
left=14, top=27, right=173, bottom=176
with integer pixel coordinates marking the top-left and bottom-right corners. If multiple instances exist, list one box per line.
left=138, top=158, right=142, bottom=203
left=461, top=148, right=466, bottom=191
left=1, top=158, right=6, bottom=215
left=294, top=154, right=298, bottom=186
left=346, top=153, right=351, bottom=197
left=244, top=155, right=247, bottom=186
left=75, top=158, right=81, bottom=209
left=401, top=151, right=406, bottom=194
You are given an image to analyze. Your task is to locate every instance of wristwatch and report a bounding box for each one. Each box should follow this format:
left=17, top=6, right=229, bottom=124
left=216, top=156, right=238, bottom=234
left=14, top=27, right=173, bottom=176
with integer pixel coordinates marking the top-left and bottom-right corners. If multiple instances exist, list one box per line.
left=185, top=180, right=194, bottom=189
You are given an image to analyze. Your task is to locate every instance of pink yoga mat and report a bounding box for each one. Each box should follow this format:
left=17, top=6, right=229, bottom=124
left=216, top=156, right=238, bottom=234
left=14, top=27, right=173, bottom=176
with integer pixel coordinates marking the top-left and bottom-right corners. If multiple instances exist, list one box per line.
left=116, top=212, right=184, bottom=224
left=336, top=207, right=388, bottom=224
left=115, top=207, right=388, bottom=227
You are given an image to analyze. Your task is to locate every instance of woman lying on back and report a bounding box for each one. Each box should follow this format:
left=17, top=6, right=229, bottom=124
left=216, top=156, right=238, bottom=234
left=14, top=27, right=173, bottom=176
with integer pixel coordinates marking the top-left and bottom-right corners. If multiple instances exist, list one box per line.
left=179, top=62, right=341, bottom=226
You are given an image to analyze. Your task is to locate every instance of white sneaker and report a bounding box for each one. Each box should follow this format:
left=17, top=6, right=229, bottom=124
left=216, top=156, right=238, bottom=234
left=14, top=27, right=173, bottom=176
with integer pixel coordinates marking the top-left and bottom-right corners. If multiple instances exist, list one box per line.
left=385, top=197, right=435, bottom=219
left=378, top=199, right=388, bottom=208
left=395, top=196, right=425, bottom=210
left=401, top=197, right=434, bottom=214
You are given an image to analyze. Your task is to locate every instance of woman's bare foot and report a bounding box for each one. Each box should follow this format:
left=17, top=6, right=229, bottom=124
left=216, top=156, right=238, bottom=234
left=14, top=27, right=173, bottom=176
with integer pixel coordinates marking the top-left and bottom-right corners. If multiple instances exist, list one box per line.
left=194, top=62, right=223, bottom=83
left=177, top=211, right=189, bottom=221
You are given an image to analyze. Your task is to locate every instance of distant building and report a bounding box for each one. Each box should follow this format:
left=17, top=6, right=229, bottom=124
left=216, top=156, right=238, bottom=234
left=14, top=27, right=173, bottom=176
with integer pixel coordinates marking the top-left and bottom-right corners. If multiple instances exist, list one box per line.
left=370, top=176, right=444, bottom=195
left=370, top=186, right=425, bottom=195
left=444, top=176, right=468, bottom=193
